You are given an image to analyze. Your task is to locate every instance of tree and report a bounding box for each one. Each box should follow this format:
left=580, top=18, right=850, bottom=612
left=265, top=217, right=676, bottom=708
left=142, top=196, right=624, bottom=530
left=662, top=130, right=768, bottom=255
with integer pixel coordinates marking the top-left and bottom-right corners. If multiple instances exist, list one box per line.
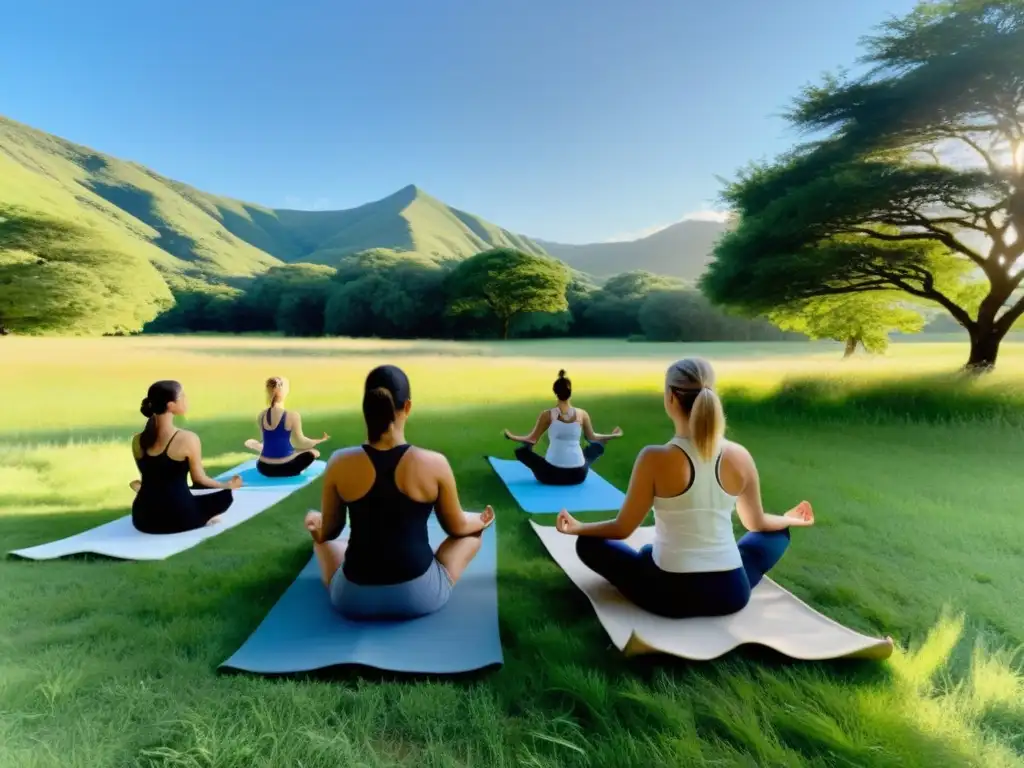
left=581, top=271, right=683, bottom=336
left=1, top=205, right=171, bottom=334
left=445, top=248, right=570, bottom=339
left=701, top=0, right=1023, bottom=371
left=324, top=253, right=448, bottom=338
left=638, top=288, right=794, bottom=342
left=766, top=294, right=926, bottom=357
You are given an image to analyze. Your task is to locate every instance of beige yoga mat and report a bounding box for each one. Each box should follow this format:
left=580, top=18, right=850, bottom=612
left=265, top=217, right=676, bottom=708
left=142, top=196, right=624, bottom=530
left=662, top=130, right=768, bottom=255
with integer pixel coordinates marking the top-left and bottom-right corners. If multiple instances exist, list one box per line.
left=531, top=522, right=893, bottom=661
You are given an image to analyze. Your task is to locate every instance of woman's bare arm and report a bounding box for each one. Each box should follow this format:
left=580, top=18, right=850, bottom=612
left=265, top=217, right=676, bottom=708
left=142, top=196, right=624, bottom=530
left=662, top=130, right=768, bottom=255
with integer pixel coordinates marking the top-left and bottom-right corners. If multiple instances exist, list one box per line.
left=563, top=448, right=655, bottom=539
left=433, top=454, right=493, bottom=536
left=504, top=410, right=552, bottom=444
left=244, top=413, right=264, bottom=453
left=580, top=410, right=623, bottom=443
left=313, top=457, right=348, bottom=543
left=182, top=432, right=240, bottom=490
left=288, top=412, right=329, bottom=451
left=731, top=446, right=812, bottom=532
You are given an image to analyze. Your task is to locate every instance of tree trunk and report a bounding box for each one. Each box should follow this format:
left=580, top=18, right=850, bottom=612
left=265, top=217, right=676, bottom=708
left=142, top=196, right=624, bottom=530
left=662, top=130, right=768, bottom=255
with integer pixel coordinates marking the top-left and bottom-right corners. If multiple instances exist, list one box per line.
left=965, top=325, right=1004, bottom=373
left=842, top=336, right=860, bottom=359
left=502, top=315, right=511, bottom=340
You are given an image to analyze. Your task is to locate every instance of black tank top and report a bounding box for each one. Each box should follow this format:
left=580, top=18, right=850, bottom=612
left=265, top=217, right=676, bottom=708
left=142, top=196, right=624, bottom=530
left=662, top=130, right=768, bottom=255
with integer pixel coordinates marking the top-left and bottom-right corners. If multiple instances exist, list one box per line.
left=341, top=444, right=436, bottom=586
left=132, top=432, right=202, bottom=532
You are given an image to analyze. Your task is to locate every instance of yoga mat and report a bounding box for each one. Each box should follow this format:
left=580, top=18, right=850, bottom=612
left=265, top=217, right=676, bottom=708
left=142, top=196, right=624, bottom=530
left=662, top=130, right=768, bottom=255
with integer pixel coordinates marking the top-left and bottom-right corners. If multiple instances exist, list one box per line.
left=487, top=457, right=625, bottom=514
left=531, top=521, right=893, bottom=661
left=8, top=460, right=326, bottom=562
left=220, top=520, right=502, bottom=675
left=234, top=459, right=325, bottom=488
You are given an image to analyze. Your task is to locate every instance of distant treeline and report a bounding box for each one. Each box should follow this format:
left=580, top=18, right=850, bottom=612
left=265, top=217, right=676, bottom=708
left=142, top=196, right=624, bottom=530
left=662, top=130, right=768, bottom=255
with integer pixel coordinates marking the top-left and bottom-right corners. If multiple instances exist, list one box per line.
left=144, top=248, right=797, bottom=343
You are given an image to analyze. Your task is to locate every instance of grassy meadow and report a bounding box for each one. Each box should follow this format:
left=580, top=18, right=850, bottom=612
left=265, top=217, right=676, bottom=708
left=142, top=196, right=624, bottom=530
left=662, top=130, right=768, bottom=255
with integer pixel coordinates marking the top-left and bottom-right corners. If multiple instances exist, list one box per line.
left=3, top=335, right=1024, bottom=767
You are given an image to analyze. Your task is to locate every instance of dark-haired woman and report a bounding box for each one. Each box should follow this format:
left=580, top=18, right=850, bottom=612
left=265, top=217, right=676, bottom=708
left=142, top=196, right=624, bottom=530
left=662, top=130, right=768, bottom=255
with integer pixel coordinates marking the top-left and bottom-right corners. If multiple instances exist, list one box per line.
left=130, top=380, right=242, bottom=534
left=503, top=370, right=623, bottom=486
left=243, top=376, right=330, bottom=477
left=304, top=365, right=494, bottom=620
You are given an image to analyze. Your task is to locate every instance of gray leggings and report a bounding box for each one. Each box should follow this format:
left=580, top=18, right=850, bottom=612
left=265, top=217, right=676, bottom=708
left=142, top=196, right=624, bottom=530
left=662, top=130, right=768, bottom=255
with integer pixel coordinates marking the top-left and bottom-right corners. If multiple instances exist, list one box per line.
left=329, top=558, right=453, bottom=620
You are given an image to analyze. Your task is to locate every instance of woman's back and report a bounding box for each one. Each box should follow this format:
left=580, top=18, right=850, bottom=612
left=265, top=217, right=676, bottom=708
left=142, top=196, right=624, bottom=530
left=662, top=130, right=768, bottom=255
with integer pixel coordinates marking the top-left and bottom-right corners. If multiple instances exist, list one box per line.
left=546, top=408, right=584, bottom=468
left=260, top=407, right=293, bottom=459
left=652, top=437, right=741, bottom=573
left=331, top=444, right=437, bottom=586
left=134, top=432, right=190, bottom=498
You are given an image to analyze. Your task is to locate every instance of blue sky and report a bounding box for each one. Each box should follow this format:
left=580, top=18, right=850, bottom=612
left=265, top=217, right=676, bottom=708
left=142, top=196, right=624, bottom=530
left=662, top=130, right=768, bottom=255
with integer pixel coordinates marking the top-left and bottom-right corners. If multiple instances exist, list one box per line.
left=1, top=0, right=919, bottom=243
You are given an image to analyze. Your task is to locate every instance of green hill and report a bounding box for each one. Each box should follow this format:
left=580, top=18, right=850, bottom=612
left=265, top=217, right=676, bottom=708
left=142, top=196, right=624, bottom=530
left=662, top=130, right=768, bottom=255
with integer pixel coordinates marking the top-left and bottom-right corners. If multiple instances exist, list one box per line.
left=536, top=219, right=729, bottom=282
left=0, top=116, right=549, bottom=334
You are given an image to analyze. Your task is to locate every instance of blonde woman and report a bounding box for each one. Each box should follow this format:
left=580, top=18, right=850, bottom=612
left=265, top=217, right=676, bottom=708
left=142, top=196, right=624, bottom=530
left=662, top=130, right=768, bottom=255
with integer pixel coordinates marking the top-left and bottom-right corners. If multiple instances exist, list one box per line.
left=555, top=358, right=814, bottom=618
left=244, top=376, right=330, bottom=478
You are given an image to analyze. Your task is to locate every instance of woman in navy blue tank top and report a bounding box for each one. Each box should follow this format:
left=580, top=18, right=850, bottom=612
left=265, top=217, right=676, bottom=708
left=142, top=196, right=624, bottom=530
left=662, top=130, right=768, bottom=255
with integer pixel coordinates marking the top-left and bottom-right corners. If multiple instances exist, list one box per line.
left=244, top=376, right=330, bottom=478
left=129, top=380, right=242, bottom=534
left=304, top=365, right=494, bottom=620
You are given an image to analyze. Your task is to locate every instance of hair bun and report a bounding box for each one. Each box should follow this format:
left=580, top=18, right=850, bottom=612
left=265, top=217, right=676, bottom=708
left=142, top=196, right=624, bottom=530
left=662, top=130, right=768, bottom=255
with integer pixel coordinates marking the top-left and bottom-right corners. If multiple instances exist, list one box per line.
left=558, top=369, right=566, bottom=379
left=140, top=398, right=154, bottom=418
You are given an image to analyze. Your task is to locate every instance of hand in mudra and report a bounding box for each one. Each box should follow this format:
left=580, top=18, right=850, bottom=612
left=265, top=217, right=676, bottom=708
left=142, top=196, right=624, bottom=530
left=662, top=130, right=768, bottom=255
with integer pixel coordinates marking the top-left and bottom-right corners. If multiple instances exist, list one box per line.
left=480, top=506, right=495, bottom=527
left=556, top=509, right=582, bottom=535
left=785, top=501, right=814, bottom=527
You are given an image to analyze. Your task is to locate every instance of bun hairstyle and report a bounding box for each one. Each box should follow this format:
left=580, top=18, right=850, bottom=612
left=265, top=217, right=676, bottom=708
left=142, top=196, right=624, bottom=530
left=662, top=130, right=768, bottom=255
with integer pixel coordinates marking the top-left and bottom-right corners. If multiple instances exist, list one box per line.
left=265, top=376, right=288, bottom=406
left=553, top=369, right=572, bottom=401
left=363, top=365, right=411, bottom=444
left=139, top=380, right=183, bottom=452
left=666, top=358, right=724, bottom=461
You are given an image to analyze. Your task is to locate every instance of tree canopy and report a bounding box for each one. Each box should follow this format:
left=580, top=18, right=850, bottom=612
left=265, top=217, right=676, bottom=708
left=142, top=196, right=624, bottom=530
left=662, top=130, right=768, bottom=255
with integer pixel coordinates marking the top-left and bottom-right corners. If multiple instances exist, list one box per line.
left=767, top=294, right=926, bottom=357
left=445, top=248, right=570, bottom=339
left=701, top=0, right=1023, bottom=370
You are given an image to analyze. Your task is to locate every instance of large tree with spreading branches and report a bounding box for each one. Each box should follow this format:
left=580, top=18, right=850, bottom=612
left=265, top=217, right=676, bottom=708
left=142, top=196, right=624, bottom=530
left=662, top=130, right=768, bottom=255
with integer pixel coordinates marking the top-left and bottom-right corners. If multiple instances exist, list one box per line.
left=702, top=0, right=1023, bottom=370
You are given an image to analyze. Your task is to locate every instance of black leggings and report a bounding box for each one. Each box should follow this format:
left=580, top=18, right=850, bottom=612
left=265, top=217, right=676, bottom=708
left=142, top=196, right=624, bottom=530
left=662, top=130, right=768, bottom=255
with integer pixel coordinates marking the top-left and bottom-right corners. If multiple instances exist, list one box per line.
left=257, top=451, right=316, bottom=478
left=514, top=441, right=605, bottom=486
left=132, top=490, right=234, bottom=534
left=575, top=529, right=791, bottom=618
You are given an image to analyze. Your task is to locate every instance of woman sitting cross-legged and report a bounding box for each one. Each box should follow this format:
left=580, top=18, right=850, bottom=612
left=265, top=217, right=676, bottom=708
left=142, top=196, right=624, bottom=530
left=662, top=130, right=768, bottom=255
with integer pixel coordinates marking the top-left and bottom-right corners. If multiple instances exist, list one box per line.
left=131, top=380, right=243, bottom=534
left=555, top=357, right=814, bottom=619
left=503, top=369, right=623, bottom=486
left=305, top=364, right=495, bottom=620
left=244, top=376, right=330, bottom=478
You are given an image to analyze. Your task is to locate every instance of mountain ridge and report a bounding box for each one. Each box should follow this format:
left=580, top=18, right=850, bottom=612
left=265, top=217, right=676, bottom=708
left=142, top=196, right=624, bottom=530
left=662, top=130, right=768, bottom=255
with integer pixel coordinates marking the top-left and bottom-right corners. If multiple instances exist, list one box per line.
left=535, top=218, right=729, bottom=282
left=1, top=113, right=728, bottom=333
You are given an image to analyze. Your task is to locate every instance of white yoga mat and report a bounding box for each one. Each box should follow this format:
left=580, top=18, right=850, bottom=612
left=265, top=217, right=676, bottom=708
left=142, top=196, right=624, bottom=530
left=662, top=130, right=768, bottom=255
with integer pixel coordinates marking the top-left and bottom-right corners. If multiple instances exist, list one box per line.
left=531, top=521, right=893, bottom=661
left=8, top=459, right=326, bottom=562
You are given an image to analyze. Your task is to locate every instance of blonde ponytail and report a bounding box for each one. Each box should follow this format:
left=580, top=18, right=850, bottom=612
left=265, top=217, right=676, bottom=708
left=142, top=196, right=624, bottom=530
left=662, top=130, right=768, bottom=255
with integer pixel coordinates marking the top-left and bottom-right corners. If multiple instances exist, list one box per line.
left=666, top=357, right=725, bottom=460
left=688, top=387, right=725, bottom=461
left=265, top=376, right=288, bottom=406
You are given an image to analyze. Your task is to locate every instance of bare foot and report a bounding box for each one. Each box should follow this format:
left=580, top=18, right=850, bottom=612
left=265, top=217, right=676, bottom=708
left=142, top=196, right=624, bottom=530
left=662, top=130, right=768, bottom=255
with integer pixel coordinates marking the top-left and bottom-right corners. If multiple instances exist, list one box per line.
left=129, top=480, right=141, bottom=493
left=205, top=515, right=223, bottom=526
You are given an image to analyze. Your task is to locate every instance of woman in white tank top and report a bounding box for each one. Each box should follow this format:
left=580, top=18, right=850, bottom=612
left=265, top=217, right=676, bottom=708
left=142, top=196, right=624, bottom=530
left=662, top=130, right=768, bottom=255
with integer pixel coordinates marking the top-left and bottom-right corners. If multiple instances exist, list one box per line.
left=554, top=358, right=815, bottom=618
left=503, top=370, right=624, bottom=486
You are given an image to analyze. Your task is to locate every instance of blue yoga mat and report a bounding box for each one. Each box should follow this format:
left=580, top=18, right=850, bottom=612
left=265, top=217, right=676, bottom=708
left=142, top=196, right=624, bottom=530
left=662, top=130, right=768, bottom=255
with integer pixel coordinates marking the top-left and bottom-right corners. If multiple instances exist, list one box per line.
left=219, top=459, right=327, bottom=489
left=487, top=457, right=626, bottom=514
left=220, top=520, right=502, bottom=675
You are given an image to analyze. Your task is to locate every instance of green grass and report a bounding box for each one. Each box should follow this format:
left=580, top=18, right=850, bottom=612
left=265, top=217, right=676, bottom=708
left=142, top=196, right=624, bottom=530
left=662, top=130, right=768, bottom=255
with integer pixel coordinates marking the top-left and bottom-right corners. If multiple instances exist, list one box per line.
left=3, top=337, right=1024, bottom=767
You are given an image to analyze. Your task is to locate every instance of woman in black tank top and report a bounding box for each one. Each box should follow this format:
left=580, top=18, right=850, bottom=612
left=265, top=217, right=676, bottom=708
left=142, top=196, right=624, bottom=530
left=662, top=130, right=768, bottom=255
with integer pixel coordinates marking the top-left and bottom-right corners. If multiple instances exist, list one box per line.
left=304, top=365, right=495, bottom=620
left=130, top=381, right=242, bottom=534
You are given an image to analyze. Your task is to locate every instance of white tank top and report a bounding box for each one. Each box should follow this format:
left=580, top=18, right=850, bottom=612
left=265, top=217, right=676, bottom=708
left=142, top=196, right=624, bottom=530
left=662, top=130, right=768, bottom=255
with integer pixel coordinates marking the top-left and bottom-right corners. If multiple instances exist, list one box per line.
left=545, top=408, right=585, bottom=468
left=652, top=437, right=742, bottom=573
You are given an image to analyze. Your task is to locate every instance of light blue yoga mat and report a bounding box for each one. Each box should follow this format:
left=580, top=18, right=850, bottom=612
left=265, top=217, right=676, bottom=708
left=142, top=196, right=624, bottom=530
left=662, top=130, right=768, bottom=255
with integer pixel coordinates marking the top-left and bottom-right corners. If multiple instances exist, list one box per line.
left=219, top=520, right=502, bottom=675
left=487, top=457, right=625, bottom=514
left=220, top=458, right=326, bottom=489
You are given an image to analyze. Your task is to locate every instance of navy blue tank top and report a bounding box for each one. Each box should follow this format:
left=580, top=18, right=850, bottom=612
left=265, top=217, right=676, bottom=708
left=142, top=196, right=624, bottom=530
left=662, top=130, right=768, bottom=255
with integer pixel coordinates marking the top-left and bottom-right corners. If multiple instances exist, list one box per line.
left=341, top=444, right=436, bottom=585
left=260, top=409, right=293, bottom=460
